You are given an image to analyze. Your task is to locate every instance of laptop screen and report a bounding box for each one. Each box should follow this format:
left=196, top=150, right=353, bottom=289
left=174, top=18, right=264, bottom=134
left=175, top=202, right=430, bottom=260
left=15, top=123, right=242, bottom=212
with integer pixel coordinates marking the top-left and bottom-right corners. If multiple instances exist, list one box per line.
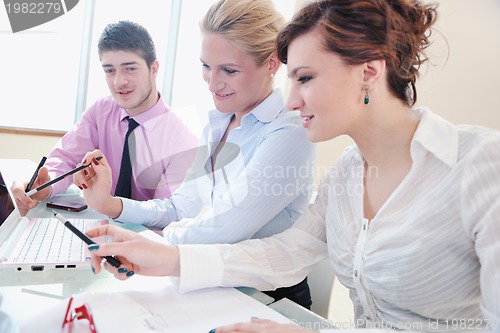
left=0, top=171, right=15, bottom=226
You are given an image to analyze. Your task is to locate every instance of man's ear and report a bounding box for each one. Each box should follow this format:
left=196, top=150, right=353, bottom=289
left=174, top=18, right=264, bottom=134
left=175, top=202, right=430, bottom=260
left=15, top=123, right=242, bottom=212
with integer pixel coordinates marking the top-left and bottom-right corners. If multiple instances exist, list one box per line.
left=363, top=59, right=386, bottom=86
left=150, top=59, right=160, bottom=76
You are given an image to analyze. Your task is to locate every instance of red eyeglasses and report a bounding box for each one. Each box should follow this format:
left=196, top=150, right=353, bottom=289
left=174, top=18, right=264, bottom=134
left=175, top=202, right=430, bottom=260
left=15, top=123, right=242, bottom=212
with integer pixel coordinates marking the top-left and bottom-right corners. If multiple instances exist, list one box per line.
left=61, top=297, right=97, bottom=333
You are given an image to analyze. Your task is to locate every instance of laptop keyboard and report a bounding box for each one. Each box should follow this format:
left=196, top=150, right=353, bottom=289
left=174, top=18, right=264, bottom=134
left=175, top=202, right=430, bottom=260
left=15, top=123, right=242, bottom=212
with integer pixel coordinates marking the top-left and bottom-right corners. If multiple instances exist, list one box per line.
left=14, top=218, right=101, bottom=263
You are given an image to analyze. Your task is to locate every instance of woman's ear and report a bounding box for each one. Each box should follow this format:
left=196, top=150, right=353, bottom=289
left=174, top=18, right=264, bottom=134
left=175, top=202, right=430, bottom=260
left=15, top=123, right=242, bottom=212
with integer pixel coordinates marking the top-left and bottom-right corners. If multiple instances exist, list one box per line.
left=267, top=51, right=281, bottom=76
left=363, top=59, right=386, bottom=86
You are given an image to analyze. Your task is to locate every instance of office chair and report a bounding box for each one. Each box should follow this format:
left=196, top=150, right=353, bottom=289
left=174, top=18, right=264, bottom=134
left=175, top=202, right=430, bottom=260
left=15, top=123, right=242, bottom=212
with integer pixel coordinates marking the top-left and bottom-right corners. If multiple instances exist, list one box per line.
left=308, top=258, right=336, bottom=319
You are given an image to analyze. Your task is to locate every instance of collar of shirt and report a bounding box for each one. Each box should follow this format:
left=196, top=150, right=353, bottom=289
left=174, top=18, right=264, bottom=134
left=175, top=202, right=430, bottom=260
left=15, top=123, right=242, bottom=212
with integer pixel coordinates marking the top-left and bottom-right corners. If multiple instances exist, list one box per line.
left=242, top=88, right=285, bottom=124
left=342, top=107, right=459, bottom=169
left=118, top=92, right=171, bottom=130
left=410, top=107, right=459, bottom=168
left=207, top=88, right=285, bottom=135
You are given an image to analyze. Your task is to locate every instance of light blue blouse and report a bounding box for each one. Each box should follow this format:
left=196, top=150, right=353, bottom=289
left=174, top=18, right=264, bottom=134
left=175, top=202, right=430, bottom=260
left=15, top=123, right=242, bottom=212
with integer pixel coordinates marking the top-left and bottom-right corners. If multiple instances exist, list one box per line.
left=118, top=89, right=315, bottom=245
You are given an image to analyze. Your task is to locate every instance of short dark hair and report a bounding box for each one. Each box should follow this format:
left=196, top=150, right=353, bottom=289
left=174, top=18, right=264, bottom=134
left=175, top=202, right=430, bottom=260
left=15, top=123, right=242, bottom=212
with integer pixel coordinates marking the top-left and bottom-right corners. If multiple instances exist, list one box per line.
left=277, top=0, right=438, bottom=106
left=98, top=20, right=157, bottom=69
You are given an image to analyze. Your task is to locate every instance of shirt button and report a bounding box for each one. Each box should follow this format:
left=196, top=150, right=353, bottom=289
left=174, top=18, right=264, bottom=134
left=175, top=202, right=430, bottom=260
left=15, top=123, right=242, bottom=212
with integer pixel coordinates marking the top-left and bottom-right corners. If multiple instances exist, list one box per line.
left=353, top=270, right=358, bottom=277
left=362, top=224, right=366, bottom=230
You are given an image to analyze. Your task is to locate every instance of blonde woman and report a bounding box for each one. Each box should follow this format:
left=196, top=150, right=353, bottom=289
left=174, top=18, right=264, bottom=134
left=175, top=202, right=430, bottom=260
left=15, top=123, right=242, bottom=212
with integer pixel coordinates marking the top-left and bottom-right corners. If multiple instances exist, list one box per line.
left=77, top=0, right=315, bottom=309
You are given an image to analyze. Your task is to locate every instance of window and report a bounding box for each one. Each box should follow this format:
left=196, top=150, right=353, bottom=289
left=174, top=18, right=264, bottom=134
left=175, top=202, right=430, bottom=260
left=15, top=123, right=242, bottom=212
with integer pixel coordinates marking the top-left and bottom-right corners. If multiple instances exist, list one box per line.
left=85, top=0, right=172, bottom=116
left=0, top=2, right=85, bottom=131
left=1, top=0, right=298, bottom=134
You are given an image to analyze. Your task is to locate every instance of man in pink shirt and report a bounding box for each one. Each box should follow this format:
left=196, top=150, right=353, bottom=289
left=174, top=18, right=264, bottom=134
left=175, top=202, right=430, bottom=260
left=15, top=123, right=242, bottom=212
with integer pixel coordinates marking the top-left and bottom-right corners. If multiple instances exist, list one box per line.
left=11, top=21, right=198, bottom=215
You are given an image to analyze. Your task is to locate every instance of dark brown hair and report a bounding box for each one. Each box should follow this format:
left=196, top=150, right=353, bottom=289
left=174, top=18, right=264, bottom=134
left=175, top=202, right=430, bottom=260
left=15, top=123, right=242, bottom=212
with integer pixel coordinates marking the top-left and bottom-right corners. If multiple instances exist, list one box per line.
left=98, top=21, right=157, bottom=69
left=277, top=0, right=438, bottom=105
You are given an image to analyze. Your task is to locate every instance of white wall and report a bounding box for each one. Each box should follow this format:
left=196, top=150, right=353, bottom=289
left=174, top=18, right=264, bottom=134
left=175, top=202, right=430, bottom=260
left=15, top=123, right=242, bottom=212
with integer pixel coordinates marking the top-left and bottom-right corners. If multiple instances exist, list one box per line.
left=417, top=0, right=500, bottom=127
left=0, top=132, right=61, bottom=161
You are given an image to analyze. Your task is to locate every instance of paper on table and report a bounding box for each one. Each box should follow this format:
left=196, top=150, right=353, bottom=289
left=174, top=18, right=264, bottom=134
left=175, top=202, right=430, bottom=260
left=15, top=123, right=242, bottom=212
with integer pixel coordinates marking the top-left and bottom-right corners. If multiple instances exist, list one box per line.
left=20, top=280, right=291, bottom=332
left=0, top=294, right=19, bottom=333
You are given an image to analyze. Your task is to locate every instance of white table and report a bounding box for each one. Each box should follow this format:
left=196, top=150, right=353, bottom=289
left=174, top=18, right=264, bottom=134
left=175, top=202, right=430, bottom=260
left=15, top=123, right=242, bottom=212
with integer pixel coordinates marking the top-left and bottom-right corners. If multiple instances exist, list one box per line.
left=0, top=159, right=329, bottom=332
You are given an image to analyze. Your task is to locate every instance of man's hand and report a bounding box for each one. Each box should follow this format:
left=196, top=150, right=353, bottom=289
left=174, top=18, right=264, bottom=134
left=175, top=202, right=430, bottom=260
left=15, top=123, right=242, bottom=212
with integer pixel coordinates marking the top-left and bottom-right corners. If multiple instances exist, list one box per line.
left=11, top=167, right=52, bottom=216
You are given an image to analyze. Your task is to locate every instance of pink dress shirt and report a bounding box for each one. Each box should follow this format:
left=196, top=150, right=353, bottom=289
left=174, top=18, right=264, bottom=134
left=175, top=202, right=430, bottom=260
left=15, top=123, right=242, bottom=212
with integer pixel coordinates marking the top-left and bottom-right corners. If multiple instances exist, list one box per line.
left=45, top=93, right=198, bottom=201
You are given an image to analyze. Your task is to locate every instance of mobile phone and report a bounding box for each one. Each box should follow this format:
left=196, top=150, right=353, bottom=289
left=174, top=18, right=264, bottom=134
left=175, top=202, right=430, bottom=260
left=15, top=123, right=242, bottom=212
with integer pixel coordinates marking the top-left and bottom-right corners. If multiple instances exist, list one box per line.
left=46, top=198, right=87, bottom=212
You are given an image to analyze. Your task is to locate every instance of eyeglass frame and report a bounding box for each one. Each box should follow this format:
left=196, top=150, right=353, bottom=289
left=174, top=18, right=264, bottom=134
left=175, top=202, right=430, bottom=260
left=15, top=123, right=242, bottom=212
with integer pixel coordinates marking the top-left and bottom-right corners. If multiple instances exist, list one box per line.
left=61, top=296, right=97, bottom=333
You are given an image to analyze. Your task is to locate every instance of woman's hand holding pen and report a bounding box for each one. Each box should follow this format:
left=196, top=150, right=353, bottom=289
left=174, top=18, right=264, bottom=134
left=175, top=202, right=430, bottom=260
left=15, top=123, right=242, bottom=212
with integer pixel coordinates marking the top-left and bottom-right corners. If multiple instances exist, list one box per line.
left=85, top=224, right=180, bottom=279
left=11, top=166, right=52, bottom=216
left=84, top=228, right=311, bottom=333
left=73, top=149, right=122, bottom=219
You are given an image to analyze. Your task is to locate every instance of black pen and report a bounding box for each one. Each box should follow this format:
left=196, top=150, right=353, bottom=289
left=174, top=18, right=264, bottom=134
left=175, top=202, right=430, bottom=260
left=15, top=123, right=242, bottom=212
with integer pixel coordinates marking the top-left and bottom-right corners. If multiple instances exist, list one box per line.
left=25, top=156, right=47, bottom=192
left=25, top=156, right=103, bottom=197
left=52, top=210, right=122, bottom=268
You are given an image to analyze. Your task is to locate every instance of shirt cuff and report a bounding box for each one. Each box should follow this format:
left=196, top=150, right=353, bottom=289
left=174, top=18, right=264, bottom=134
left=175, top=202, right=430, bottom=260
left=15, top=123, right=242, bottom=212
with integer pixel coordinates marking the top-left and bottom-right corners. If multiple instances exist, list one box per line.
left=47, top=171, right=65, bottom=197
left=116, top=197, right=143, bottom=223
left=173, top=244, right=224, bottom=293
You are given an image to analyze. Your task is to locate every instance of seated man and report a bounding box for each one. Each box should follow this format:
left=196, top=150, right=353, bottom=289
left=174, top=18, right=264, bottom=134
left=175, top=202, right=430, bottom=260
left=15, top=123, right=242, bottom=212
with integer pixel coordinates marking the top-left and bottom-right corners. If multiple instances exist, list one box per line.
left=11, top=21, right=198, bottom=215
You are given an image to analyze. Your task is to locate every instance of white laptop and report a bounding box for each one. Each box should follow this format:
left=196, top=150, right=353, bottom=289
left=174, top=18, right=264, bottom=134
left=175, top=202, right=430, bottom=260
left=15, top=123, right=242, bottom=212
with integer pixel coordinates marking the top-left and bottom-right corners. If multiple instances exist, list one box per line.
left=0, top=185, right=107, bottom=273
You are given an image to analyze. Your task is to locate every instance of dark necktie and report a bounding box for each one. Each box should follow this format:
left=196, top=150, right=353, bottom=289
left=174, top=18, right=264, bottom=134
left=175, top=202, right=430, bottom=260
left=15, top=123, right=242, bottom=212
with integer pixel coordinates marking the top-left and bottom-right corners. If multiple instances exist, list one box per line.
left=115, top=117, right=139, bottom=198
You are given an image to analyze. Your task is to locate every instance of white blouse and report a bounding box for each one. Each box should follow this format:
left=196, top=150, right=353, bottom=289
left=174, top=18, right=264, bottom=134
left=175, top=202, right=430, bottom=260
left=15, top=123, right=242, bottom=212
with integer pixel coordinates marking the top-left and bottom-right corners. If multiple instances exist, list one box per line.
left=177, top=108, right=500, bottom=331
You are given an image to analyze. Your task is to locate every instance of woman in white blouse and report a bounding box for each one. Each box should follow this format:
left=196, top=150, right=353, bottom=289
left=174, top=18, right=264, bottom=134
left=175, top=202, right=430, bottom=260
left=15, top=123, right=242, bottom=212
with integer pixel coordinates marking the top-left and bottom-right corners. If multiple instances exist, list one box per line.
left=86, top=0, right=500, bottom=331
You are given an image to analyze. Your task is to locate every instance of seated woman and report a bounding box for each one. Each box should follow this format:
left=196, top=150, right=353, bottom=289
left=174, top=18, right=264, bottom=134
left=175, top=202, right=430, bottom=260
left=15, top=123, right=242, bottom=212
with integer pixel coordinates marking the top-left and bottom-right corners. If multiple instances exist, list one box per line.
left=75, top=0, right=315, bottom=310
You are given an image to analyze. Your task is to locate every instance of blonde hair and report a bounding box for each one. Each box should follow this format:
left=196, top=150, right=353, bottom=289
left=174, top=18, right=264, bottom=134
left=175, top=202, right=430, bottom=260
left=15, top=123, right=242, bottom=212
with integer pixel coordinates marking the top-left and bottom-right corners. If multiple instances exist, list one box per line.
left=201, top=0, right=285, bottom=65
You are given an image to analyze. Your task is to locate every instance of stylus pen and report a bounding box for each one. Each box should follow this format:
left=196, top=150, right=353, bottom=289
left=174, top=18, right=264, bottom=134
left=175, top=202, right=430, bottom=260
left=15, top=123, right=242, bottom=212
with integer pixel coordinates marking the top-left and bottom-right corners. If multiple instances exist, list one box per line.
left=25, top=156, right=47, bottom=192
left=52, top=210, right=122, bottom=268
left=25, top=156, right=103, bottom=197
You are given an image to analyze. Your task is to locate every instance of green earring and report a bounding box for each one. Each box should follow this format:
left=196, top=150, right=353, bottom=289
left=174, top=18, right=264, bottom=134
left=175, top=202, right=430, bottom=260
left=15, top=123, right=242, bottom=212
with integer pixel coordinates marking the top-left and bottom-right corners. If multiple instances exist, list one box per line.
left=364, top=86, right=369, bottom=105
